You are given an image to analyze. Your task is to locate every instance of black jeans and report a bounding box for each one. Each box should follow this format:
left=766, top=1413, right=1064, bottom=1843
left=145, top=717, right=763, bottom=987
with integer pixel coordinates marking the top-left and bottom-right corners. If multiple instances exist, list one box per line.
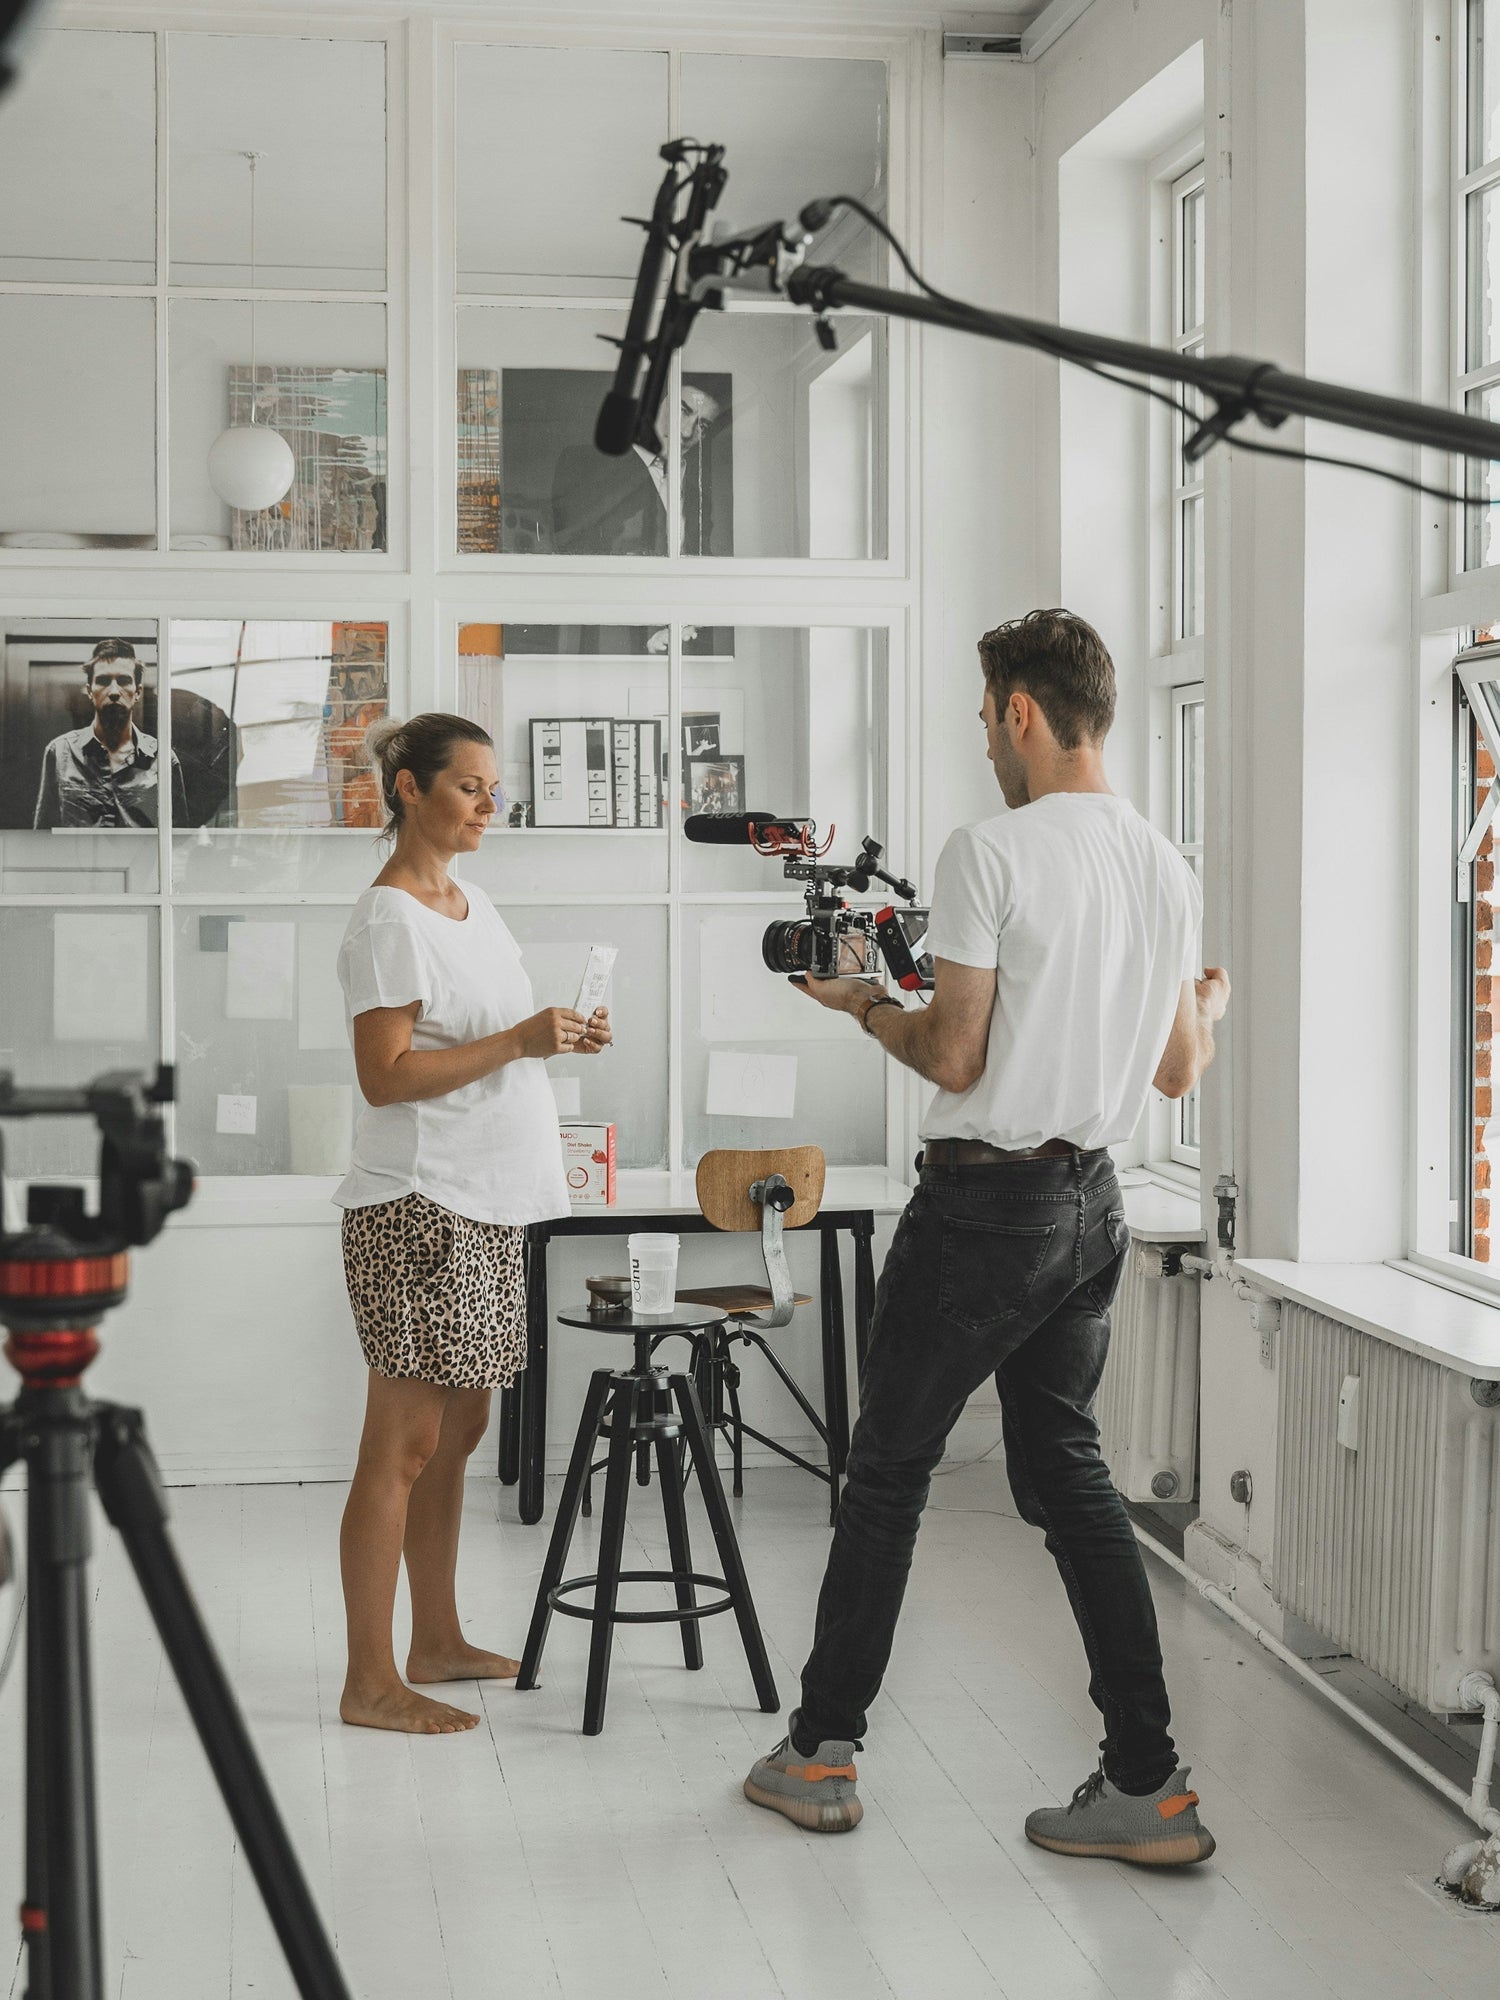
left=796, top=1149, right=1177, bottom=1794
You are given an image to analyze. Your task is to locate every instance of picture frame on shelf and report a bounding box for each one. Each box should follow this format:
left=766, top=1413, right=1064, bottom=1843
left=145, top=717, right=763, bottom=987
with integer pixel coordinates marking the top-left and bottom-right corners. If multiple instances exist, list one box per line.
left=682, top=717, right=720, bottom=763
left=686, top=753, right=745, bottom=817
left=529, top=716, right=615, bottom=828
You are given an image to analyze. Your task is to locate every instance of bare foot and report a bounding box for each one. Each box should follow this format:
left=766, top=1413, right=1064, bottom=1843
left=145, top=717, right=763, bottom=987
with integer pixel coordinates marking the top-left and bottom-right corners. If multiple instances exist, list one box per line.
left=340, top=1682, right=480, bottom=1733
left=406, top=1642, right=522, bottom=1685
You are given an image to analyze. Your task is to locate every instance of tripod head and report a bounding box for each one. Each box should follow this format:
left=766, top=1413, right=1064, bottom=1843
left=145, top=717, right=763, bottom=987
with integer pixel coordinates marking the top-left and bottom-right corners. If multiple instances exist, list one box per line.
left=0, top=1065, right=194, bottom=1380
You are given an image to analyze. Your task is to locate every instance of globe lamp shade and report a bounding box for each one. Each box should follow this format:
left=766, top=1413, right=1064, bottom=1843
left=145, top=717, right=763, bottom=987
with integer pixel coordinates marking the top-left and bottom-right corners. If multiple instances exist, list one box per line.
left=207, top=423, right=295, bottom=511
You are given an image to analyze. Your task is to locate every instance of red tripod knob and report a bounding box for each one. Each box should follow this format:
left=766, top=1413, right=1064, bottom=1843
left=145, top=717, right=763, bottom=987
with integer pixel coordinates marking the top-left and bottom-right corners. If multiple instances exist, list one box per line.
left=3, top=1326, right=102, bottom=1388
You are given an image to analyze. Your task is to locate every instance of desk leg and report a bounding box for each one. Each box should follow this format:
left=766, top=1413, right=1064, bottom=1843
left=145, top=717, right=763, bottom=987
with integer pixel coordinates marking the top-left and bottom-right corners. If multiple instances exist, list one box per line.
left=497, top=1380, right=521, bottom=1486
left=519, top=1231, right=549, bottom=1525
left=853, top=1214, right=876, bottom=1388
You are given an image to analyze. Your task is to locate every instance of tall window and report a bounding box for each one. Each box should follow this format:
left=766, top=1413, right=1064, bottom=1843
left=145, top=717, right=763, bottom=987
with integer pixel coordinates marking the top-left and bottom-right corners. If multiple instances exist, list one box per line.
left=1150, top=152, right=1207, bottom=1174
left=1171, top=684, right=1205, bottom=1165
left=1172, top=166, right=1206, bottom=639
left=1463, top=0, right=1500, bottom=569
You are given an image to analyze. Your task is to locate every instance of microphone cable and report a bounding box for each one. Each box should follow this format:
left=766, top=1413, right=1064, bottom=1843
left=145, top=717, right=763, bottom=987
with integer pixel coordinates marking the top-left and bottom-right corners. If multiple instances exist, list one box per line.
left=804, top=192, right=1482, bottom=511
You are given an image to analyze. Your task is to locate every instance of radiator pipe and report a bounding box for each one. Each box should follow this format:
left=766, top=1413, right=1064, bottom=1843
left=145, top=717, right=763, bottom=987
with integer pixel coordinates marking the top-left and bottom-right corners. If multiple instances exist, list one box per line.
left=1133, top=1525, right=1500, bottom=1888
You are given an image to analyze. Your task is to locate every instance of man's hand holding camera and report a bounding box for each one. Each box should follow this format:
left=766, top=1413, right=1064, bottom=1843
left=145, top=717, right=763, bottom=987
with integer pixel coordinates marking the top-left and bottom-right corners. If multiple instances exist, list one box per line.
left=791, top=973, right=888, bottom=1021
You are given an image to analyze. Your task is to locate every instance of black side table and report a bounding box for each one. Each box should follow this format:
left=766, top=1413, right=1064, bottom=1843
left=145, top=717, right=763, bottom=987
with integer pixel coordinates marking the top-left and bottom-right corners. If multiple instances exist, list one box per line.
left=498, top=1208, right=877, bottom=1525
left=515, top=1306, right=780, bottom=1736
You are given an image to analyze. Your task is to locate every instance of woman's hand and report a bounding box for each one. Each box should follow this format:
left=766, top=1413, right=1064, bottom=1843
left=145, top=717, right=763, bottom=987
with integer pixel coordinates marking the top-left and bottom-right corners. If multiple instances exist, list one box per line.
left=513, top=1007, right=590, bottom=1060
left=574, top=1007, right=612, bottom=1056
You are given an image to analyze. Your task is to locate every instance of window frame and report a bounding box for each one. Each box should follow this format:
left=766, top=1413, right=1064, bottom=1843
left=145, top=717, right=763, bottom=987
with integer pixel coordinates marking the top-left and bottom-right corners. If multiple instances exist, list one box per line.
left=1142, top=135, right=1206, bottom=1188
left=1455, top=0, right=1500, bottom=579
left=0, top=19, right=404, bottom=571
left=1169, top=680, right=1204, bottom=1168
left=1170, top=162, right=1206, bottom=646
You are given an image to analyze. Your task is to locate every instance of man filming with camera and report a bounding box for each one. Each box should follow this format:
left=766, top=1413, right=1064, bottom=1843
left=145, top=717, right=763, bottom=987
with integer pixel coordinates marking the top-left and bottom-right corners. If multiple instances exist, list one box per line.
left=743, top=607, right=1229, bottom=1866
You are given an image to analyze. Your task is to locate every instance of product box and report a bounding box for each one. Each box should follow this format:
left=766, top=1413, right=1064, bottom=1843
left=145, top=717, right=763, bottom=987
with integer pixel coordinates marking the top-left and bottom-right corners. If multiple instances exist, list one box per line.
left=560, top=1121, right=617, bottom=1205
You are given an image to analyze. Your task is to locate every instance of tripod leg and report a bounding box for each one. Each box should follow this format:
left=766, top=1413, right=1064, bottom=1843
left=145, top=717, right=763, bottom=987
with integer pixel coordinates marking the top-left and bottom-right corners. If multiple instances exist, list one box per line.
left=670, top=1377, right=779, bottom=1714
left=91, top=1406, right=352, bottom=2000
left=517, top=1370, right=613, bottom=1690
left=652, top=1432, right=702, bottom=1671
left=18, top=1389, right=105, bottom=2000
left=23, top=1522, right=54, bottom=2000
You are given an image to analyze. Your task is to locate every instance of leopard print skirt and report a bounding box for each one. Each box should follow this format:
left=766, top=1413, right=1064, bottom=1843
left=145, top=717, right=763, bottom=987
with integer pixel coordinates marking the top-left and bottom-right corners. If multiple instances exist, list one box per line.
left=340, top=1192, right=526, bottom=1389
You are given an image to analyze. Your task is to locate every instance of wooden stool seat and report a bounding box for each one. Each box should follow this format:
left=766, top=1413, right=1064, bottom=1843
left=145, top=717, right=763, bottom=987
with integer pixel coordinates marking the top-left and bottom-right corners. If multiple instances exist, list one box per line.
left=675, top=1284, right=814, bottom=1314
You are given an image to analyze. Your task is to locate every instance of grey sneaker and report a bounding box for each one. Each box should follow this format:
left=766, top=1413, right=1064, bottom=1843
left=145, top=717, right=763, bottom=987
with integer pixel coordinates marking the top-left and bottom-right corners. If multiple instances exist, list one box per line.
left=1025, top=1765, right=1215, bottom=1866
left=744, top=1735, right=863, bottom=1833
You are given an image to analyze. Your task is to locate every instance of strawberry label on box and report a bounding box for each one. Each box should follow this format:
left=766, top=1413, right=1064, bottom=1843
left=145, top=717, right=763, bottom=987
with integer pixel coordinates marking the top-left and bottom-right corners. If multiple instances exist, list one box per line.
left=560, top=1121, right=616, bottom=1205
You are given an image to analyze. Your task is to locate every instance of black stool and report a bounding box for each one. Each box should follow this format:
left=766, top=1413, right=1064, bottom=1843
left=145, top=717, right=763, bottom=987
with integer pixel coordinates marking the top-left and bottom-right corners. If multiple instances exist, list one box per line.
left=516, top=1306, right=780, bottom=1735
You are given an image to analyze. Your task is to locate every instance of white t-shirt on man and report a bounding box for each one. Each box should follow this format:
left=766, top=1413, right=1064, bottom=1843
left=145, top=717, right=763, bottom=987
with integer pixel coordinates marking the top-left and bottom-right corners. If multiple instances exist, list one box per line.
left=920, top=793, right=1202, bottom=1152
left=332, top=884, right=570, bottom=1226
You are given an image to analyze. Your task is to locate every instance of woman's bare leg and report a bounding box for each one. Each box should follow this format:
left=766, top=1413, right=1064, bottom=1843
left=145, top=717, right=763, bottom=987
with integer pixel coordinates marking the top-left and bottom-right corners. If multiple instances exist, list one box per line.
left=404, top=1387, right=520, bottom=1683
left=339, top=1371, right=480, bottom=1733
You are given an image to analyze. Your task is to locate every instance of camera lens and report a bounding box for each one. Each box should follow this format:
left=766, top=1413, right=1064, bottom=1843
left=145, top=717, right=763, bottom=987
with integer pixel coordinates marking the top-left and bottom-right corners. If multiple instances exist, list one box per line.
left=761, top=921, right=816, bottom=975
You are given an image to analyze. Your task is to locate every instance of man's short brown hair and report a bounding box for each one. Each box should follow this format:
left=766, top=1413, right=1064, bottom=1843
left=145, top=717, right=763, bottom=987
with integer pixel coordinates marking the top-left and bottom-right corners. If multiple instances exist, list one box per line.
left=977, top=609, right=1116, bottom=749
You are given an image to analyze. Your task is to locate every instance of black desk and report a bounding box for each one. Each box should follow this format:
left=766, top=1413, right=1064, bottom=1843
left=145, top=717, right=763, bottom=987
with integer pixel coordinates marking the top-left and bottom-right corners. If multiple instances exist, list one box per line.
left=498, top=1207, right=882, bottom=1525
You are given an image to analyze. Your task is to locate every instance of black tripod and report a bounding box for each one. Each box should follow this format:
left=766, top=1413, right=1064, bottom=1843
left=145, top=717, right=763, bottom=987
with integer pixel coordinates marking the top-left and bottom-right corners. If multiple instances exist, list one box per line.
left=0, top=1068, right=350, bottom=2000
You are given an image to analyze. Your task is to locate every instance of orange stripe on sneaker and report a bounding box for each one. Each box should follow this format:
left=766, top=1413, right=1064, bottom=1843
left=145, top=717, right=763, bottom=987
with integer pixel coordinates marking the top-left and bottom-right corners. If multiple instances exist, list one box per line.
left=787, top=1763, right=856, bottom=1783
left=1157, top=1792, right=1199, bottom=1820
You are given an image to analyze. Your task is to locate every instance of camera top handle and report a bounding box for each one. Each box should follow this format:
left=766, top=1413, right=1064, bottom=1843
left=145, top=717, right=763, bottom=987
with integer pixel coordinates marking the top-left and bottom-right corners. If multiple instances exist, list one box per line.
left=781, top=835, right=918, bottom=908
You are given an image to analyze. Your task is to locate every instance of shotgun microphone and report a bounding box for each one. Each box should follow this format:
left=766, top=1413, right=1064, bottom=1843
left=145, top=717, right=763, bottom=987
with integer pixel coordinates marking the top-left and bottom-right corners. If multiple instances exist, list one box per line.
left=682, top=813, right=798, bottom=846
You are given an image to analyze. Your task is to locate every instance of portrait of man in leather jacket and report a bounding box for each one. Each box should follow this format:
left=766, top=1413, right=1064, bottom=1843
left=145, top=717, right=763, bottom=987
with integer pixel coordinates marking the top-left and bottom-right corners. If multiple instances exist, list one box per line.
left=32, top=639, right=187, bottom=830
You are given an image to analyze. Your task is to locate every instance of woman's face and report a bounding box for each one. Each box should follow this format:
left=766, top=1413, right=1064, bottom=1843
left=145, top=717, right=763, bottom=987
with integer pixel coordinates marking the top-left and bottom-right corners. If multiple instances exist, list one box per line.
left=399, top=742, right=501, bottom=853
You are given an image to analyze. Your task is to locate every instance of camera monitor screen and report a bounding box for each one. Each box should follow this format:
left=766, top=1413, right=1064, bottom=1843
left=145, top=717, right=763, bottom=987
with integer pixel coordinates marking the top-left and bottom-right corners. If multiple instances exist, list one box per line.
left=876, top=905, right=934, bottom=991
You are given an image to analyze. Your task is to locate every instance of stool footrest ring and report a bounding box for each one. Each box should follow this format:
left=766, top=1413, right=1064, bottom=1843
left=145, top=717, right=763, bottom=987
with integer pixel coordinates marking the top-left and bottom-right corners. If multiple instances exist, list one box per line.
left=548, top=1569, right=734, bottom=1624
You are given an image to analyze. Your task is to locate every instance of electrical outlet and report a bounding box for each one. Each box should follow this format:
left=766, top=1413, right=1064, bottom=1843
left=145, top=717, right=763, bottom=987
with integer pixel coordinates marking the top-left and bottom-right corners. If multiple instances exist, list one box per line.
left=1260, top=1323, right=1275, bottom=1368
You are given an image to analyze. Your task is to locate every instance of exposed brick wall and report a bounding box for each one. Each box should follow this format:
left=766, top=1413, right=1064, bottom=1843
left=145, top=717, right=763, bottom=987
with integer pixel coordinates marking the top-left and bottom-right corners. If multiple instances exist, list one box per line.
left=1475, top=744, right=1495, bottom=1262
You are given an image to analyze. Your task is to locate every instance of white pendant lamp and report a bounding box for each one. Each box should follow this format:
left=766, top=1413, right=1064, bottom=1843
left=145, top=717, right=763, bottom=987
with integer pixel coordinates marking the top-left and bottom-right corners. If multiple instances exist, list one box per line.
left=208, top=152, right=295, bottom=514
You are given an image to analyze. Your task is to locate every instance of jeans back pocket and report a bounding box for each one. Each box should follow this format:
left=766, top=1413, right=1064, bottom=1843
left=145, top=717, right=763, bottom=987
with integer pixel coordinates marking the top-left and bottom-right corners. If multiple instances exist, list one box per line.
left=938, top=1214, right=1057, bottom=1332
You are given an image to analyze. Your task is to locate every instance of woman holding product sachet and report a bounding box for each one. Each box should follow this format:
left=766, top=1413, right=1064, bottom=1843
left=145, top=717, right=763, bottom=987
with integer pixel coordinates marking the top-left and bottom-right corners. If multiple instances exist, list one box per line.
left=334, top=712, right=612, bottom=1735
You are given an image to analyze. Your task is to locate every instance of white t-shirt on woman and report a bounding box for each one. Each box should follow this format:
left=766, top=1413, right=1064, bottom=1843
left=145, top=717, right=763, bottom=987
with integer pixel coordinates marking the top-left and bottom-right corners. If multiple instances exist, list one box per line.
left=332, top=884, right=570, bottom=1226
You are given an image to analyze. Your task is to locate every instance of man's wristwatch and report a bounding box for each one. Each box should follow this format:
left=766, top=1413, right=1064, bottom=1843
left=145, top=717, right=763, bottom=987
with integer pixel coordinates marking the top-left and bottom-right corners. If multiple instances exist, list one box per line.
left=860, top=994, right=903, bottom=1035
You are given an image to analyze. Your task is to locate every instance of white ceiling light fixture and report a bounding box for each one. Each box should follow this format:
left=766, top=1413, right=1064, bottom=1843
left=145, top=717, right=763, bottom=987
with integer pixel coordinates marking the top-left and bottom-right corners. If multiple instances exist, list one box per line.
left=207, top=151, right=295, bottom=514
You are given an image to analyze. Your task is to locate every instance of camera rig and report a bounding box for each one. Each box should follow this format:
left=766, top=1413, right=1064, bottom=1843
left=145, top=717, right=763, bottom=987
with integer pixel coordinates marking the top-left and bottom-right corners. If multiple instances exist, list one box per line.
left=0, top=1068, right=350, bottom=1999
left=743, top=818, right=933, bottom=989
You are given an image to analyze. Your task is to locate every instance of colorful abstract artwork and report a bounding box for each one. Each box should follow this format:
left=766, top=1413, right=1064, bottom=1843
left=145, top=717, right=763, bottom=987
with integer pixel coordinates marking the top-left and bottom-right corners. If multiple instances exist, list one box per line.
left=227, top=367, right=388, bottom=552
left=457, top=368, right=501, bottom=553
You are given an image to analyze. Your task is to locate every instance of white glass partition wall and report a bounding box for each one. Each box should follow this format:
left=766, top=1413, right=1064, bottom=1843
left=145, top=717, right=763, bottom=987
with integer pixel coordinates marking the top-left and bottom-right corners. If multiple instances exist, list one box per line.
left=0, top=22, right=912, bottom=1198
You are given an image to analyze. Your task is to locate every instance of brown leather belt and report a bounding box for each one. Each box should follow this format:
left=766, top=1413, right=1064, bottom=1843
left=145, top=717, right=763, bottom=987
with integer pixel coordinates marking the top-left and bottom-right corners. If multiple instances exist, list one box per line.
left=920, top=1137, right=1079, bottom=1167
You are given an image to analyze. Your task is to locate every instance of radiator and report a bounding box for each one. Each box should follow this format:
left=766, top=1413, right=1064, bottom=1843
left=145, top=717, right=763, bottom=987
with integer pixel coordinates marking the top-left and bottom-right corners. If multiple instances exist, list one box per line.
left=1096, top=1240, right=1201, bottom=1503
left=1273, top=1302, right=1500, bottom=1712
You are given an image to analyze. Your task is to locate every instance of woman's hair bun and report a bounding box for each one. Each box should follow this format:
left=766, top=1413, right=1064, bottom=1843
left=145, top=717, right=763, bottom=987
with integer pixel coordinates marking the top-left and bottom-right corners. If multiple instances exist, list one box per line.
left=363, top=715, right=405, bottom=769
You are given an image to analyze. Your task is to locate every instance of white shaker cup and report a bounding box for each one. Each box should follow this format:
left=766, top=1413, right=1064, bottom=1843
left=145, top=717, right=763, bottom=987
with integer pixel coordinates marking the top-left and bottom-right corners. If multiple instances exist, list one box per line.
left=628, top=1233, right=679, bottom=1315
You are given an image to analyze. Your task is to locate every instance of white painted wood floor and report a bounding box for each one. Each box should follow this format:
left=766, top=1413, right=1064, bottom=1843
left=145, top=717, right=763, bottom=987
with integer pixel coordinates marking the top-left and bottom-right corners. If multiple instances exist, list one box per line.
left=2, top=1436, right=1498, bottom=2000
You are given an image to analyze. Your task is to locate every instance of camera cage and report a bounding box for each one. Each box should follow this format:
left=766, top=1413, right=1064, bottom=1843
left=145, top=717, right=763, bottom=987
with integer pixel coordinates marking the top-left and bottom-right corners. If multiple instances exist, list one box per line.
left=748, top=820, right=933, bottom=989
